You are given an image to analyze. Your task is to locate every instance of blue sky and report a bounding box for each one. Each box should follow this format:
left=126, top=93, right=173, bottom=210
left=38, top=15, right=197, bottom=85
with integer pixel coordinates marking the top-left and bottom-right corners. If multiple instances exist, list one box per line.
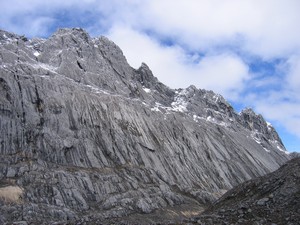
left=1, top=0, right=300, bottom=152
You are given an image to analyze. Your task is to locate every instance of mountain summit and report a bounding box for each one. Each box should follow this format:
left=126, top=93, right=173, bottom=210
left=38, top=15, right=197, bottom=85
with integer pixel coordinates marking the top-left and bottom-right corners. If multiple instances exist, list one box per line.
left=0, top=28, right=291, bottom=224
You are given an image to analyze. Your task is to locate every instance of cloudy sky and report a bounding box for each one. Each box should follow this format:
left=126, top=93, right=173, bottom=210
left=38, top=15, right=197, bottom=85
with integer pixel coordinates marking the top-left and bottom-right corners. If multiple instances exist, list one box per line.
left=1, top=0, right=300, bottom=152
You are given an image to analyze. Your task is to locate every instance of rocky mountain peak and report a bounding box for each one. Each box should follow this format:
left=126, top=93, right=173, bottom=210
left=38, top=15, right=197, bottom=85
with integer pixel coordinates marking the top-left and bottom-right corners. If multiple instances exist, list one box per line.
left=140, top=62, right=151, bottom=70
left=51, top=27, right=91, bottom=43
left=0, top=29, right=28, bottom=43
left=239, top=107, right=284, bottom=150
left=136, top=62, right=160, bottom=88
left=240, top=108, right=266, bottom=132
left=0, top=28, right=292, bottom=224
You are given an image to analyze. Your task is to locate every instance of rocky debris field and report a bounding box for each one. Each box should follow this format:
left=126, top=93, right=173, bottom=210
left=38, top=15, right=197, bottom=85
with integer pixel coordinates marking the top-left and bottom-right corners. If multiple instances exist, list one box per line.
left=187, top=157, right=300, bottom=225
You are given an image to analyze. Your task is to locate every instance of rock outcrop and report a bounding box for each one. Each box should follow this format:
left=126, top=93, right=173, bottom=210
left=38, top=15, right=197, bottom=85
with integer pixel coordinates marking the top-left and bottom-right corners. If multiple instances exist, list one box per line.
left=0, top=28, right=291, bottom=224
left=191, top=157, right=300, bottom=225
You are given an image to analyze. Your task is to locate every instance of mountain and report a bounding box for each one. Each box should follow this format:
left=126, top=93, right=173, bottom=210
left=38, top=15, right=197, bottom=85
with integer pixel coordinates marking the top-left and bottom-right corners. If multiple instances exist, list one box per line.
left=0, top=28, right=291, bottom=224
left=191, top=157, right=300, bottom=225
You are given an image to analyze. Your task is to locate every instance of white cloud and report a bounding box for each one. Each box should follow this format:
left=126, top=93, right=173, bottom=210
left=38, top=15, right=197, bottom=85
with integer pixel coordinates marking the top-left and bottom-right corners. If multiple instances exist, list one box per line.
left=0, top=0, right=102, bottom=36
left=243, top=58, right=300, bottom=141
left=133, top=0, right=300, bottom=58
left=108, top=26, right=249, bottom=100
left=2, top=0, right=300, bottom=59
left=7, top=17, right=56, bottom=37
left=254, top=97, right=300, bottom=139
left=193, top=53, right=250, bottom=99
left=285, top=55, right=300, bottom=91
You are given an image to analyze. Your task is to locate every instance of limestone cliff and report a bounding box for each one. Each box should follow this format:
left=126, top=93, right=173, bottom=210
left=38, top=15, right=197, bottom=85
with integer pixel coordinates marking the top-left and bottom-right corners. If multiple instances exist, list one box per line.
left=0, top=28, right=290, bottom=224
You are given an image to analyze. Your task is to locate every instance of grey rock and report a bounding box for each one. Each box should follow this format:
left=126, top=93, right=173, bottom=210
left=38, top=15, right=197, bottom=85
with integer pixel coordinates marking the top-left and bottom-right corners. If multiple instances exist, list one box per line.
left=195, top=158, right=300, bottom=224
left=6, top=167, right=16, bottom=177
left=13, top=221, right=28, bottom=225
left=0, top=28, right=291, bottom=224
left=290, top=152, right=300, bottom=158
left=136, top=198, right=152, bottom=213
left=256, top=197, right=269, bottom=206
left=237, top=209, right=244, bottom=214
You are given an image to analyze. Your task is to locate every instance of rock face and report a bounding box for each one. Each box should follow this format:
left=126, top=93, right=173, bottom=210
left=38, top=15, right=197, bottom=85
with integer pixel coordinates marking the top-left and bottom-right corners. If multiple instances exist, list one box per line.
left=193, top=157, right=300, bottom=225
left=0, top=28, right=291, bottom=224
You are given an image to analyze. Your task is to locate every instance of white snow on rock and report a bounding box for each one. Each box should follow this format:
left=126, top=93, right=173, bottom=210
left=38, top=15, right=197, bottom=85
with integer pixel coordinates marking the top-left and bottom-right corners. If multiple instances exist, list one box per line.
left=193, top=115, right=198, bottom=122
left=171, top=89, right=188, bottom=112
left=266, top=121, right=273, bottom=131
left=192, top=114, right=229, bottom=127
left=149, top=89, right=190, bottom=113
left=251, top=131, right=262, bottom=144
left=250, top=130, right=290, bottom=155
left=206, top=116, right=228, bottom=127
left=269, top=140, right=290, bottom=155
left=212, top=94, right=220, bottom=102
left=143, top=87, right=151, bottom=93
left=151, top=102, right=162, bottom=112
left=33, top=51, right=40, bottom=57
left=171, top=101, right=187, bottom=112
left=85, top=85, right=110, bottom=95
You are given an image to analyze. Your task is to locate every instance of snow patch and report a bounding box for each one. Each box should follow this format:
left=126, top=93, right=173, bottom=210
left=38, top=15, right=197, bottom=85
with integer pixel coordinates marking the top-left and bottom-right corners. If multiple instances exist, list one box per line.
left=192, top=114, right=228, bottom=127
left=143, top=87, right=151, bottom=93
left=151, top=105, right=161, bottom=112
left=251, top=132, right=261, bottom=144
left=250, top=133, right=290, bottom=155
left=269, top=140, right=289, bottom=154
left=212, top=94, right=220, bottom=102
left=193, top=115, right=198, bottom=122
left=171, top=89, right=188, bottom=112
left=206, top=116, right=228, bottom=127
left=266, top=121, right=273, bottom=131
left=150, top=102, right=172, bottom=113
left=85, top=85, right=109, bottom=95
left=1, top=34, right=12, bottom=43
left=28, top=62, right=58, bottom=74
left=276, top=143, right=289, bottom=154
left=171, top=101, right=187, bottom=112
left=33, top=51, right=40, bottom=57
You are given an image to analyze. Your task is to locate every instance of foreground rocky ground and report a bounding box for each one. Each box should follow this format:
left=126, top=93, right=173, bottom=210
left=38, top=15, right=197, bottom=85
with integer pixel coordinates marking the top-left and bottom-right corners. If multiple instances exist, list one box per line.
left=187, top=157, right=300, bottom=225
